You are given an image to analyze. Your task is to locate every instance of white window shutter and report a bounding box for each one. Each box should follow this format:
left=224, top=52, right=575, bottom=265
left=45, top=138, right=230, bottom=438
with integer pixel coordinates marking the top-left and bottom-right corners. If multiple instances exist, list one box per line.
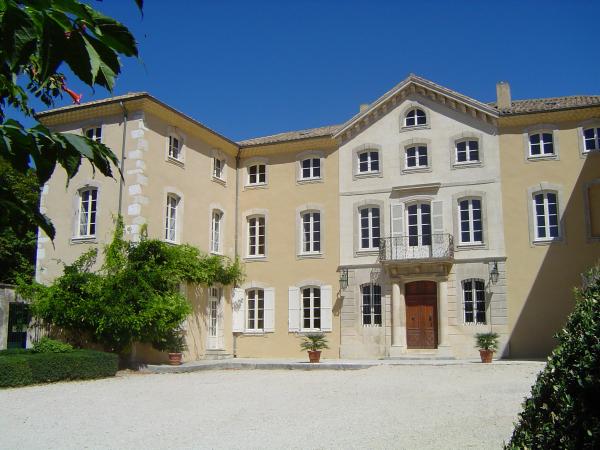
left=321, top=285, right=333, bottom=332
left=390, top=203, right=404, bottom=237
left=288, top=286, right=300, bottom=332
left=232, top=288, right=245, bottom=332
left=431, top=201, right=444, bottom=235
left=264, top=287, right=275, bottom=332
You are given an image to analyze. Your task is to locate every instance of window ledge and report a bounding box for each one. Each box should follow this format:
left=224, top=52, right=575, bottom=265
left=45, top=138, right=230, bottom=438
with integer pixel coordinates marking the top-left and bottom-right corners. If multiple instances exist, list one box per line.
left=532, top=238, right=562, bottom=246
left=71, top=236, right=97, bottom=245
left=243, top=330, right=266, bottom=335
left=244, top=256, right=267, bottom=262
left=452, top=161, right=482, bottom=169
left=527, top=154, right=557, bottom=162
left=297, top=253, right=324, bottom=260
left=297, top=178, right=323, bottom=185
left=163, top=239, right=179, bottom=246
left=400, top=124, right=430, bottom=132
left=212, top=176, right=226, bottom=186
left=210, top=250, right=223, bottom=256
left=402, top=167, right=431, bottom=174
left=355, top=249, right=379, bottom=257
left=456, top=243, right=486, bottom=250
left=166, top=156, right=185, bottom=168
left=244, top=183, right=268, bottom=190
left=354, top=172, right=382, bottom=179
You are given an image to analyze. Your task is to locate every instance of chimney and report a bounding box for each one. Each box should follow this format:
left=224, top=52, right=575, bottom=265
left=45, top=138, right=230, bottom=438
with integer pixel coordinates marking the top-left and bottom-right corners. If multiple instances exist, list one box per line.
left=359, top=103, right=369, bottom=113
left=496, top=81, right=511, bottom=109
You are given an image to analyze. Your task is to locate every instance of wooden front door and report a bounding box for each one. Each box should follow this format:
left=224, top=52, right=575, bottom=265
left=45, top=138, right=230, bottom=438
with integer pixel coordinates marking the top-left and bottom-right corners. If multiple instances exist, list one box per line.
left=405, top=281, right=438, bottom=349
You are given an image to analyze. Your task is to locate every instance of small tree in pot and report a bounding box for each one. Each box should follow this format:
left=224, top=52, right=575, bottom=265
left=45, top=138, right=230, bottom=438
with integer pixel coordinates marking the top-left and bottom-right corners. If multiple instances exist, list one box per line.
left=154, top=327, right=187, bottom=366
left=475, top=332, right=499, bottom=363
left=300, top=333, right=329, bottom=363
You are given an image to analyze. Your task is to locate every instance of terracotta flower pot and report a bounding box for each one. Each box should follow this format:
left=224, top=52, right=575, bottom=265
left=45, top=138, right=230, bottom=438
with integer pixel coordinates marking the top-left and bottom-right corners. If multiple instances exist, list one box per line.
left=308, top=350, right=321, bottom=363
left=479, top=349, right=494, bottom=363
left=168, top=352, right=183, bottom=366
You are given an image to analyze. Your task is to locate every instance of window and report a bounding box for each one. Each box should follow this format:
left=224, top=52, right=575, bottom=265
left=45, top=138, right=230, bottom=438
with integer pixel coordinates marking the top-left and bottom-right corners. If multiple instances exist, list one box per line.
left=463, top=279, right=486, bottom=324
left=404, top=108, right=427, bottom=127
left=246, top=289, right=264, bottom=331
left=211, top=211, right=222, bottom=253
left=529, top=132, right=554, bottom=157
left=583, top=127, right=600, bottom=152
left=357, top=150, right=379, bottom=174
left=359, top=207, right=380, bottom=250
left=362, top=284, right=382, bottom=326
left=247, top=216, right=265, bottom=257
left=455, top=140, right=479, bottom=163
left=405, top=145, right=428, bottom=169
left=302, top=287, right=321, bottom=330
left=213, top=157, right=224, bottom=180
left=248, top=164, right=266, bottom=185
left=407, top=203, right=431, bottom=246
left=168, top=135, right=182, bottom=161
left=533, top=191, right=559, bottom=240
left=77, top=188, right=97, bottom=237
left=458, top=198, right=483, bottom=244
left=164, top=194, right=179, bottom=242
left=301, top=211, right=321, bottom=254
left=85, top=127, right=102, bottom=142
left=300, top=158, right=321, bottom=180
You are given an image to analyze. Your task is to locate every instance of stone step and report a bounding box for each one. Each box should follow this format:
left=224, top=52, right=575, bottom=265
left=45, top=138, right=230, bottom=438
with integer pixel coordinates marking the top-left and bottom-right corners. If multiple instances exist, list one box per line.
left=203, top=350, right=232, bottom=360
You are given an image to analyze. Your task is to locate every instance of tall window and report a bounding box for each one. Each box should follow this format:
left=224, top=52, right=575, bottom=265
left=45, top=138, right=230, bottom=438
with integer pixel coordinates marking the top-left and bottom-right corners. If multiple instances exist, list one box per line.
left=78, top=188, right=97, bottom=237
left=302, top=287, right=321, bottom=330
left=463, top=279, right=486, bottom=324
left=405, top=145, right=428, bottom=168
left=164, top=194, right=179, bottom=242
left=211, top=211, right=222, bottom=253
left=533, top=191, right=559, bottom=240
left=404, top=108, right=427, bottom=127
left=407, top=203, right=431, bottom=246
left=529, top=132, right=554, bottom=157
left=248, top=164, right=266, bottom=185
left=455, top=140, right=479, bottom=163
left=301, top=158, right=321, bottom=180
left=583, top=127, right=600, bottom=152
left=213, top=158, right=224, bottom=179
left=459, top=198, right=483, bottom=244
left=301, top=211, right=321, bottom=254
left=168, top=135, right=181, bottom=160
left=362, top=284, right=382, bottom=326
left=246, top=289, right=264, bottom=331
left=359, top=207, right=380, bottom=250
left=85, top=127, right=102, bottom=142
left=247, top=216, right=265, bottom=256
left=357, top=150, right=379, bottom=174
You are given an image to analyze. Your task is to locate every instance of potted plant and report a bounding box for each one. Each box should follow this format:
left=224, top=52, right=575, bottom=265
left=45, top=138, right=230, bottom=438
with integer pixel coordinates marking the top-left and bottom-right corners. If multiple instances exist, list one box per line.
left=154, top=328, right=187, bottom=366
left=475, top=332, right=499, bottom=363
left=299, top=333, right=329, bottom=363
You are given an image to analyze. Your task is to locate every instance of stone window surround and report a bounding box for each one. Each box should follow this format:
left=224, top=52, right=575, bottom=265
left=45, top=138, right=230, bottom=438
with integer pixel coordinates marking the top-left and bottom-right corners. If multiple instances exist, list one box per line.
left=460, top=277, right=490, bottom=326
left=400, top=137, right=432, bottom=174
left=209, top=203, right=225, bottom=255
left=71, top=180, right=101, bottom=244
left=244, top=157, right=269, bottom=188
left=451, top=190, right=489, bottom=251
left=352, top=143, right=383, bottom=180
left=523, top=124, right=559, bottom=162
left=299, top=285, right=323, bottom=332
left=449, top=131, right=484, bottom=169
left=163, top=187, right=184, bottom=244
left=211, top=148, right=227, bottom=185
left=353, top=199, right=385, bottom=257
left=239, top=281, right=272, bottom=335
left=583, top=178, right=600, bottom=242
left=243, top=208, right=268, bottom=260
left=295, top=203, right=325, bottom=259
left=165, top=126, right=186, bottom=167
left=577, top=118, right=600, bottom=157
left=526, top=182, right=566, bottom=246
left=399, top=102, right=431, bottom=132
left=296, top=150, right=325, bottom=184
left=360, top=282, right=383, bottom=327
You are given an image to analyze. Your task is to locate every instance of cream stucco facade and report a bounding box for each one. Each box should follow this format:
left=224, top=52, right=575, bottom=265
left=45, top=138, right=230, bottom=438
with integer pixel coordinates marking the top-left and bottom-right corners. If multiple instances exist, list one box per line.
left=33, top=75, right=600, bottom=361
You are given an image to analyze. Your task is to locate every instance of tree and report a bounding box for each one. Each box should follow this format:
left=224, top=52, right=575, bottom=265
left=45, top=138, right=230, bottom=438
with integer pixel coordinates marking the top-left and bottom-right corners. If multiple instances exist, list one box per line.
left=506, top=264, right=600, bottom=449
left=19, top=218, right=244, bottom=354
left=0, top=157, right=39, bottom=283
left=0, top=0, right=142, bottom=239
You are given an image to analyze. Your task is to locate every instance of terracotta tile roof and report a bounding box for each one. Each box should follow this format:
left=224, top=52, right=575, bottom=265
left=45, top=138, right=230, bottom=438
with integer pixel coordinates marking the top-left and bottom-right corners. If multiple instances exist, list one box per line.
left=36, top=92, right=149, bottom=117
left=490, top=95, right=600, bottom=115
left=238, top=124, right=341, bottom=147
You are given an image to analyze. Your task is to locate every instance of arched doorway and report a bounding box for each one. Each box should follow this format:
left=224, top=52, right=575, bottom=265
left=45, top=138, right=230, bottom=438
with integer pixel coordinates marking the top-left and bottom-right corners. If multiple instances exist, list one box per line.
left=405, top=280, right=438, bottom=349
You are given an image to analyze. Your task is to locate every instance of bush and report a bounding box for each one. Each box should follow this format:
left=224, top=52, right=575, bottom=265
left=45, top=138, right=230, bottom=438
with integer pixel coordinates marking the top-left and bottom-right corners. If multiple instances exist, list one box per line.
left=299, top=333, right=329, bottom=352
left=0, top=349, right=118, bottom=388
left=506, top=265, right=600, bottom=449
left=32, top=337, right=73, bottom=353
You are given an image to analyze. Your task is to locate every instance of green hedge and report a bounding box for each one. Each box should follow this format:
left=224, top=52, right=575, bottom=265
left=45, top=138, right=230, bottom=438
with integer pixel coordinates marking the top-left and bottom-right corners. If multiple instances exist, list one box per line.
left=0, top=349, right=118, bottom=388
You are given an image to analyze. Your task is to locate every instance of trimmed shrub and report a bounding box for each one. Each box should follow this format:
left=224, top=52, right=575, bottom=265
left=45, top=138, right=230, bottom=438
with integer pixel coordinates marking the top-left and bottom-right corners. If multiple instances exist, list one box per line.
left=32, top=337, right=74, bottom=353
left=0, top=349, right=118, bottom=388
left=506, top=265, right=600, bottom=449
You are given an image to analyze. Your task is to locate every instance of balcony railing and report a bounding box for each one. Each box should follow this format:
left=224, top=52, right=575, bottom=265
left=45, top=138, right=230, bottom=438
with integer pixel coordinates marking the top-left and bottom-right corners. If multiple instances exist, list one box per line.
left=379, top=234, right=454, bottom=263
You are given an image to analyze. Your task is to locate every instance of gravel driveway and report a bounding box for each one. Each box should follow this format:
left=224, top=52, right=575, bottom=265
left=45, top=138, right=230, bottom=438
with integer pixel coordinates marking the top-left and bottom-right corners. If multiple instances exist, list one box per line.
left=0, top=362, right=543, bottom=450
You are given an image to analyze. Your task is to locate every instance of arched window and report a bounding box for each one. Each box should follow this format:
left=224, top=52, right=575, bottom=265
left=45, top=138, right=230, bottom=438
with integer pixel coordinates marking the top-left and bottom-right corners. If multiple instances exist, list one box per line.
left=361, top=283, right=382, bottom=326
left=404, top=108, right=427, bottom=127
left=77, top=187, right=98, bottom=237
left=301, top=286, right=321, bottom=330
left=463, top=279, right=486, bottom=324
left=246, top=288, right=264, bottom=331
left=164, top=194, right=180, bottom=242
left=532, top=191, right=559, bottom=240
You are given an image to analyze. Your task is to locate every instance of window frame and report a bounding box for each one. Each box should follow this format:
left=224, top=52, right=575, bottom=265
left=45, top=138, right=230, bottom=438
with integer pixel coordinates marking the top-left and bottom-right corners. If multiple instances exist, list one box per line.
left=356, top=150, right=380, bottom=175
left=403, top=107, right=428, bottom=128
left=247, top=215, right=266, bottom=258
left=532, top=190, right=560, bottom=242
left=247, top=163, right=267, bottom=186
left=525, top=128, right=558, bottom=161
left=404, top=145, right=429, bottom=170
left=300, top=157, right=322, bottom=181
left=246, top=288, right=265, bottom=332
left=210, top=210, right=223, bottom=254
left=462, top=279, right=487, bottom=325
left=301, top=286, right=322, bottom=331
left=454, top=139, right=480, bottom=165
left=213, top=157, right=225, bottom=181
left=457, top=197, right=484, bottom=246
left=164, top=193, right=180, bottom=244
left=84, top=126, right=102, bottom=143
left=76, top=187, right=98, bottom=238
left=300, top=210, right=321, bottom=255
left=582, top=126, right=600, bottom=154
left=358, top=206, right=381, bottom=251
left=361, top=283, right=382, bottom=327
left=167, top=133, right=184, bottom=164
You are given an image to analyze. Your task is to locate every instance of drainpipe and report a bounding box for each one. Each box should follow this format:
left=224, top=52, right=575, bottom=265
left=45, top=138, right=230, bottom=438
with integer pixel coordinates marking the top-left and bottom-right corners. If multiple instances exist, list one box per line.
left=233, top=146, right=241, bottom=358
left=117, top=101, right=128, bottom=217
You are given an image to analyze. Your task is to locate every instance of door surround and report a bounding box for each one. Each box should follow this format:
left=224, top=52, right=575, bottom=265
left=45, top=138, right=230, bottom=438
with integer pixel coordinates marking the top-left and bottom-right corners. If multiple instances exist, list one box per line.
left=405, top=280, right=438, bottom=349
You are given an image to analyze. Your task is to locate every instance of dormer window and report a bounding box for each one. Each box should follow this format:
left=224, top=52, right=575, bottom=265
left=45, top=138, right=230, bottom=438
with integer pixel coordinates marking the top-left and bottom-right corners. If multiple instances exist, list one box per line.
left=168, top=135, right=182, bottom=161
left=404, top=108, right=427, bottom=127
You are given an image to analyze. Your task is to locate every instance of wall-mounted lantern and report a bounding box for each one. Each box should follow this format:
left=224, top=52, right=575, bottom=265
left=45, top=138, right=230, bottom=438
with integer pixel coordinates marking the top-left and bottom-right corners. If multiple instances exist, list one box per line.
left=339, top=268, right=349, bottom=291
left=489, top=261, right=499, bottom=285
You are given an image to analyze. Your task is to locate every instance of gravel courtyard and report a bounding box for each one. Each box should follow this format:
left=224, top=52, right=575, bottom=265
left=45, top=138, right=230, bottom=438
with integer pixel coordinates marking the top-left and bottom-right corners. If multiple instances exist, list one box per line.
left=0, top=362, right=543, bottom=450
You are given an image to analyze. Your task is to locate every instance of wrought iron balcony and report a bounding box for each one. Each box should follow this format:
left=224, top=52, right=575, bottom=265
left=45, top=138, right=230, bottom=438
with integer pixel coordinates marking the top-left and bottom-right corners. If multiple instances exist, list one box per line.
left=379, top=234, right=454, bottom=263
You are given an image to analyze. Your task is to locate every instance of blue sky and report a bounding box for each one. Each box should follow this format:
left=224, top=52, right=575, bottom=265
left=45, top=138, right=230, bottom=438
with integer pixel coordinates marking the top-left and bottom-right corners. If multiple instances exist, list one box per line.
left=33, top=1, right=600, bottom=141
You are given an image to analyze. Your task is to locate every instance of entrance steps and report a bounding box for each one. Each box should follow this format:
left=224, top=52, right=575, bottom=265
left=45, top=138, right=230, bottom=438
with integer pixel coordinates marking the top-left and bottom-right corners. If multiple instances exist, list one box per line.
left=203, top=349, right=232, bottom=360
left=386, top=347, right=455, bottom=360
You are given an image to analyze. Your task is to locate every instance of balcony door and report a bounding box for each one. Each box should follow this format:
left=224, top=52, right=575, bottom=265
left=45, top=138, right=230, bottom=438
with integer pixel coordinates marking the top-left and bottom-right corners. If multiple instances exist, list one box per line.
left=207, top=287, right=224, bottom=350
left=406, top=202, right=432, bottom=259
